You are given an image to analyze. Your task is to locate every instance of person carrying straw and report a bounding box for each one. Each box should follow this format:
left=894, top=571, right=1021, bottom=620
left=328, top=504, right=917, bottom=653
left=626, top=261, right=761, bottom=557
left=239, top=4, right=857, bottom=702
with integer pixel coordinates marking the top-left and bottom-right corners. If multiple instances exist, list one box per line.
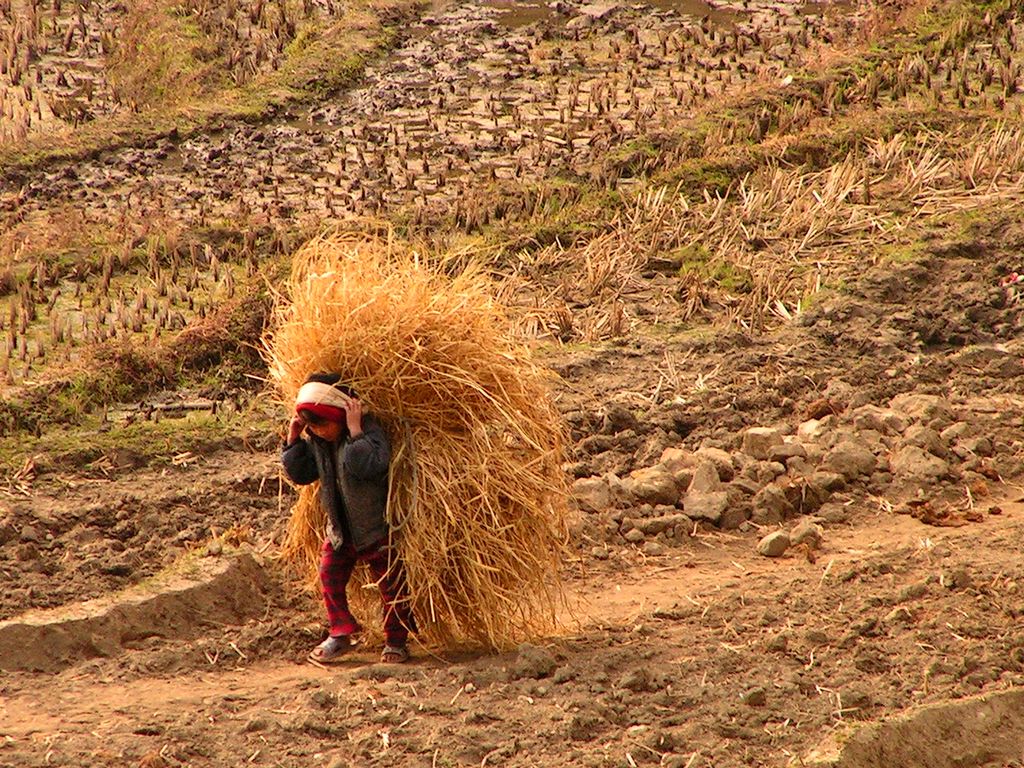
left=266, top=233, right=569, bottom=652
left=281, top=372, right=415, bottom=664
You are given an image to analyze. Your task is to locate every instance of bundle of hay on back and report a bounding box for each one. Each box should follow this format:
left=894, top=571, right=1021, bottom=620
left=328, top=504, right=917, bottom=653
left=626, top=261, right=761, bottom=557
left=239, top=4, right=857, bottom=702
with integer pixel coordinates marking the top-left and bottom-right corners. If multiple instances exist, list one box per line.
left=262, top=231, right=569, bottom=649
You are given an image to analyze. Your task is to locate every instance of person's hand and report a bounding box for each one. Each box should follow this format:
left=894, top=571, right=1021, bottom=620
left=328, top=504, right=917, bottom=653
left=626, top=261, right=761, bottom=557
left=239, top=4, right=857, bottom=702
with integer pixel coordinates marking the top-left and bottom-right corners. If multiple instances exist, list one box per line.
left=287, top=415, right=305, bottom=444
left=346, top=398, right=363, bottom=437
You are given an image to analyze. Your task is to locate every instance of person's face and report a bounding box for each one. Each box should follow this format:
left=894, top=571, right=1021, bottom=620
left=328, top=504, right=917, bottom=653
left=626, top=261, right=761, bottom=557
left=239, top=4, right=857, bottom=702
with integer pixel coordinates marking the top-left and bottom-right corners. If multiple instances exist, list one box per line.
left=303, top=416, right=344, bottom=443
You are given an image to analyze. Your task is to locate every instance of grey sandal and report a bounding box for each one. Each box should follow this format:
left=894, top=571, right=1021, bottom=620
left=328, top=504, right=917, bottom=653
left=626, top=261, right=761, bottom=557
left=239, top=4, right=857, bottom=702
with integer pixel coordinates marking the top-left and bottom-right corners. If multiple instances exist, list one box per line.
left=380, top=644, right=409, bottom=664
left=309, top=635, right=357, bottom=664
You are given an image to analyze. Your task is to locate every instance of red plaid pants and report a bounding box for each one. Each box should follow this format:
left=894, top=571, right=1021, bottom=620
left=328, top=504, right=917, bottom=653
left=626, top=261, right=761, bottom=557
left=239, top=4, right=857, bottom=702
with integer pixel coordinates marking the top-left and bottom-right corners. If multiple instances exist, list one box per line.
left=319, top=538, right=415, bottom=646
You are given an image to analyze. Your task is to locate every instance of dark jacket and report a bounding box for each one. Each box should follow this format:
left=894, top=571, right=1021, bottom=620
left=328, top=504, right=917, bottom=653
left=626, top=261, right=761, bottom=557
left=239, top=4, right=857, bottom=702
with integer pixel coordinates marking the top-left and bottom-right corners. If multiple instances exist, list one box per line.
left=281, top=414, right=391, bottom=552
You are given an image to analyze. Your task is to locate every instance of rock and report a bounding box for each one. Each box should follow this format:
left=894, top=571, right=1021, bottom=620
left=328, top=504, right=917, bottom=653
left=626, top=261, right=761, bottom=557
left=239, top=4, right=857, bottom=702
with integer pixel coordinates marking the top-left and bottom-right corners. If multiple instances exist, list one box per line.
left=605, top=473, right=632, bottom=506
left=310, top=690, right=337, bottom=709
left=579, top=1, right=621, bottom=19
left=807, top=471, right=845, bottom=494
left=942, top=568, right=972, bottom=590
left=868, top=471, right=894, bottom=492
left=571, top=476, right=611, bottom=513
left=684, top=463, right=730, bottom=524
left=897, top=582, right=928, bottom=602
left=658, top=447, right=697, bottom=487
left=636, top=513, right=691, bottom=536
left=805, top=629, right=829, bottom=645
left=822, top=440, right=876, bottom=480
left=741, top=687, right=767, bottom=707
left=623, top=528, right=645, bottom=543
left=71, top=527, right=104, bottom=546
left=844, top=618, right=879, bottom=642
left=579, top=434, right=616, bottom=455
left=641, top=541, right=666, bottom=557
left=890, top=446, right=949, bottom=480
left=242, top=718, right=270, bottom=733
left=625, top=466, right=680, bottom=507
left=941, top=422, right=971, bottom=442
left=889, top=393, right=954, bottom=427
left=757, top=531, right=790, bottom=557
left=718, top=503, right=751, bottom=531
left=565, top=13, right=596, bottom=29
left=617, top=667, right=652, bottom=692
left=690, top=460, right=725, bottom=494
left=797, top=417, right=831, bottom=440
left=590, top=546, right=610, bottom=560
left=741, top=460, right=786, bottom=486
left=552, top=666, right=577, bottom=684
left=14, top=543, right=40, bottom=561
left=841, top=688, right=875, bottom=718
left=851, top=405, right=906, bottom=435
left=636, top=729, right=679, bottom=754
left=780, top=477, right=831, bottom=516
left=785, top=456, right=812, bottom=476
left=771, top=441, right=807, bottom=462
left=790, top=520, right=823, bottom=550
left=824, top=379, right=855, bottom=404
left=751, top=485, right=794, bottom=525
left=601, top=404, right=638, bottom=435
left=804, top=443, right=825, bottom=463
left=741, top=427, right=784, bottom=461
left=816, top=501, right=850, bottom=525
left=882, top=607, right=914, bottom=627
left=568, top=709, right=606, bottom=740
left=730, top=478, right=761, bottom=495
left=899, top=425, right=948, bottom=457
left=694, top=447, right=735, bottom=481
left=19, top=525, right=41, bottom=543
left=658, top=446, right=695, bottom=474
left=634, top=430, right=675, bottom=468
left=509, top=644, right=558, bottom=680
left=959, top=436, right=994, bottom=457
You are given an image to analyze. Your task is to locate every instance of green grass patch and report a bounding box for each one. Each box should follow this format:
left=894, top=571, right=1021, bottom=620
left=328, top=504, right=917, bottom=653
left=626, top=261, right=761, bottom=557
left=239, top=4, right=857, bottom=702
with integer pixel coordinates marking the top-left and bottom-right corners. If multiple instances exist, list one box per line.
left=0, top=410, right=255, bottom=477
left=675, top=243, right=754, bottom=294
left=875, top=239, right=930, bottom=265
left=601, top=137, right=660, bottom=179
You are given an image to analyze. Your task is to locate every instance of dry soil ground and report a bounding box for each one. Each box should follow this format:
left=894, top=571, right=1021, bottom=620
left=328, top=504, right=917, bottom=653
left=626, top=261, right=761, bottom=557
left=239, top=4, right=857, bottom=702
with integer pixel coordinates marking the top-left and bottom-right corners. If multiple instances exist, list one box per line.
left=3, top=0, right=1024, bottom=766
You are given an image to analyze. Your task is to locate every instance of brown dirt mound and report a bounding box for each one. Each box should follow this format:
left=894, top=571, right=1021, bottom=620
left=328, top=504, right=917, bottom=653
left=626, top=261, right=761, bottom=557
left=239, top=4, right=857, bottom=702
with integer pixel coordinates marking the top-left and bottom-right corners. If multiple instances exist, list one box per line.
left=813, top=690, right=1024, bottom=768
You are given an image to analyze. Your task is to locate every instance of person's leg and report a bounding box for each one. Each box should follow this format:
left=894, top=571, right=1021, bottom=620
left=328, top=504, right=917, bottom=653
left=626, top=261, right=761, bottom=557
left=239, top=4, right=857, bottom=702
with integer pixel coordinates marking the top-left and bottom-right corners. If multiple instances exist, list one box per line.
left=319, top=539, right=361, bottom=638
left=363, top=542, right=415, bottom=658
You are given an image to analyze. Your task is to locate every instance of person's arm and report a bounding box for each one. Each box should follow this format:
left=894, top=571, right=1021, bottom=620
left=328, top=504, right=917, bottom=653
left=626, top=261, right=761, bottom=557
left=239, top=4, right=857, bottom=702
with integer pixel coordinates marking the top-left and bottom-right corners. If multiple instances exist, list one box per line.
left=344, top=410, right=391, bottom=480
left=281, top=416, right=319, bottom=485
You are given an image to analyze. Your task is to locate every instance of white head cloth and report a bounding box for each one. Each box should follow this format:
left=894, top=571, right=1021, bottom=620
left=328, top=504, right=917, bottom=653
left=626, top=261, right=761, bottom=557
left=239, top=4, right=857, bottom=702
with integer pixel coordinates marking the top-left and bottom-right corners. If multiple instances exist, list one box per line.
left=295, top=381, right=352, bottom=409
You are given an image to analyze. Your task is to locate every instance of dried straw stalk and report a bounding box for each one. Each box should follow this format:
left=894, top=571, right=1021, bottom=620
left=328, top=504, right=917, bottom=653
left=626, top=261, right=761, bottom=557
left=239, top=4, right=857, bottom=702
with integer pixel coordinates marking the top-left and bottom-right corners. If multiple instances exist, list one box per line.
left=261, top=232, right=569, bottom=650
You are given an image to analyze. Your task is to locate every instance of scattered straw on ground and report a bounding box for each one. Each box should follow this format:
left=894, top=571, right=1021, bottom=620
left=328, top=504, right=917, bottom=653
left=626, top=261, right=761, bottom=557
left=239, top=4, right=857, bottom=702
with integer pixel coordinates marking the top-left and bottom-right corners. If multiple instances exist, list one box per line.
left=261, top=231, right=569, bottom=650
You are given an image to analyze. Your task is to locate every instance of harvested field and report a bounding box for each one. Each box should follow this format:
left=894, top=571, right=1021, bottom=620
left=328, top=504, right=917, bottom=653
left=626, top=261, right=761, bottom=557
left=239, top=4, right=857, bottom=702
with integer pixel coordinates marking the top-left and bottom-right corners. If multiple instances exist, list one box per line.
left=3, top=0, right=1024, bottom=766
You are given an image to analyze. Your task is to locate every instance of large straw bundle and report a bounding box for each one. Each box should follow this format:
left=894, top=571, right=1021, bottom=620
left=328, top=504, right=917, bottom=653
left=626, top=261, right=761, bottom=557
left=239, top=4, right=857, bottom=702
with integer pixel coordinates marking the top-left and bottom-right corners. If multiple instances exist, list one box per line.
left=262, top=231, right=570, bottom=649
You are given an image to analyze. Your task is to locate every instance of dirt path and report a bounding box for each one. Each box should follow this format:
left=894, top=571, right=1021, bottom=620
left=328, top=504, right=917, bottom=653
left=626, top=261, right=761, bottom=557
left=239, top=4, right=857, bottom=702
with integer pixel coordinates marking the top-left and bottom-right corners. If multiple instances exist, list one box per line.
left=2, top=498, right=1023, bottom=767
